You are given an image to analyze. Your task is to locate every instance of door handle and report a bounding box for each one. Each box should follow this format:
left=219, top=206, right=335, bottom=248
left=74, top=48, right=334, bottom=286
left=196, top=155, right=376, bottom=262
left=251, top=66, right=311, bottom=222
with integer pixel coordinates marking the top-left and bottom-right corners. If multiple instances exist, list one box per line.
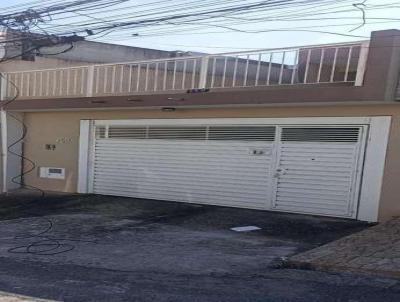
left=274, top=168, right=286, bottom=178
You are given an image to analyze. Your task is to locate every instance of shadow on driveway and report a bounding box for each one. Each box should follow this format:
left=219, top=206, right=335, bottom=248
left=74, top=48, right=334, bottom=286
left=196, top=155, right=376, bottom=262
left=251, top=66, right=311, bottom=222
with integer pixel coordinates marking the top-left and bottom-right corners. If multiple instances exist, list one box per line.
left=0, top=191, right=397, bottom=302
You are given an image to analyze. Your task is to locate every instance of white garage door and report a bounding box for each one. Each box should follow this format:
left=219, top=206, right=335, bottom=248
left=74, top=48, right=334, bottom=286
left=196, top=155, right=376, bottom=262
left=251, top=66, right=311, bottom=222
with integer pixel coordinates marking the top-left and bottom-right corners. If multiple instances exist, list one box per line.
left=92, top=125, right=276, bottom=210
left=88, top=121, right=367, bottom=218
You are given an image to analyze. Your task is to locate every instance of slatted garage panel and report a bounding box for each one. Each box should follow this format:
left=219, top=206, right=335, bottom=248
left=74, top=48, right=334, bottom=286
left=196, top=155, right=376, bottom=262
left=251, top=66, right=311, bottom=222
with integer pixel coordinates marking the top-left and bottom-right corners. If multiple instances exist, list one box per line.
left=272, top=127, right=365, bottom=217
left=89, top=122, right=367, bottom=218
left=92, top=125, right=276, bottom=210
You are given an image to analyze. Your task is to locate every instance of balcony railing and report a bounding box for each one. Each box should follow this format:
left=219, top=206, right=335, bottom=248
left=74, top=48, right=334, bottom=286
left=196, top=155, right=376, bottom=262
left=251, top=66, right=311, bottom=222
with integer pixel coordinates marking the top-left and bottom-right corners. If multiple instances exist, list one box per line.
left=0, top=41, right=369, bottom=100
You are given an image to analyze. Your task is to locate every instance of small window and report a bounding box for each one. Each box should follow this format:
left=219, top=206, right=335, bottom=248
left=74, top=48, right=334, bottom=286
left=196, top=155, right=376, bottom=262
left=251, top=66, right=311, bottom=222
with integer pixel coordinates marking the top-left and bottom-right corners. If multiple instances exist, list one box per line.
left=108, top=127, right=146, bottom=139
left=148, top=126, right=206, bottom=140
left=281, top=127, right=360, bottom=142
left=208, top=126, right=276, bottom=141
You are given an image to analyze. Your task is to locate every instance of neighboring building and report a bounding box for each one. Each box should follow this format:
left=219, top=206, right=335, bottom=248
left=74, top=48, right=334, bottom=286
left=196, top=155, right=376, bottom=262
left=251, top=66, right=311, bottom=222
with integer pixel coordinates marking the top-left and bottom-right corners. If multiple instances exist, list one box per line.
left=1, top=29, right=400, bottom=223
left=0, top=28, right=191, bottom=71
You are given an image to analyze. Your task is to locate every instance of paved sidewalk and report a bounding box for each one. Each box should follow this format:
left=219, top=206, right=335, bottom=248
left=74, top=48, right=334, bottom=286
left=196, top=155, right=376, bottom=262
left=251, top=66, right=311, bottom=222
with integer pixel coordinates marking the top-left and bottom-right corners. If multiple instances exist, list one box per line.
left=0, top=291, right=56, bottom=302
left=289, top=217, right=400, bottom=278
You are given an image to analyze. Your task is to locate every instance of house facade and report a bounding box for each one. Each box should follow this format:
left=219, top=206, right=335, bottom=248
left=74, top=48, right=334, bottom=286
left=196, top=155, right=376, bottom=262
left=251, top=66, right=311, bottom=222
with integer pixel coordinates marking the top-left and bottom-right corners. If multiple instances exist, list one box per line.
left=1, top=29, right=400, bottom=223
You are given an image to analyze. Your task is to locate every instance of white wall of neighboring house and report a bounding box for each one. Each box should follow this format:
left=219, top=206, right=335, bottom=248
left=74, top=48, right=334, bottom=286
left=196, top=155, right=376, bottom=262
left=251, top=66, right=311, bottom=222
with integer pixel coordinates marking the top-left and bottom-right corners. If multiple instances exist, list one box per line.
left=0, top=112, right=23, bottom=192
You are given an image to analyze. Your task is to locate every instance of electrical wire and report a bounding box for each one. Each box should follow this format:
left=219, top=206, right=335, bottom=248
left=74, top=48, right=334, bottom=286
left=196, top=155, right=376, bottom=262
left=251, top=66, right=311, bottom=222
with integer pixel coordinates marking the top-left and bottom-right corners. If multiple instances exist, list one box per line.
left=1, top=0, right=397, bottom=48
left=0, top=23, right=95, bottom=254
left=1, top=76, right=97, bottom=256
left=1, top=1, right=359, bottom=35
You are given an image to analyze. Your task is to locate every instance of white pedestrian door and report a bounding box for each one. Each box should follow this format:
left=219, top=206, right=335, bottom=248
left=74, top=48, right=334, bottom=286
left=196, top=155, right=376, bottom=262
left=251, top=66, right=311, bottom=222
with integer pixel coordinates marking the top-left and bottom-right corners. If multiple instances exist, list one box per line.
left=272, top=126, right=366, bottom=218
left=90, top=121, right=367, bottom=218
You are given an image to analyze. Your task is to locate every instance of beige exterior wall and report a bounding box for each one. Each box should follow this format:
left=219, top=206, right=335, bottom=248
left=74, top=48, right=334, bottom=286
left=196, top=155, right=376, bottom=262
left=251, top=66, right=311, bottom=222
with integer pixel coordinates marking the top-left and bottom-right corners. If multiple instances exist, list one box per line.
left=21, top=104, right=400, bottom=221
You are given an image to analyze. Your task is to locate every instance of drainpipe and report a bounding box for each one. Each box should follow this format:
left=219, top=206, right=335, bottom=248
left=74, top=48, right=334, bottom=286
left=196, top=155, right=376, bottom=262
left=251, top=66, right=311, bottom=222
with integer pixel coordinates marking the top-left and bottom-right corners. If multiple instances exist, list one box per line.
left=0, top=108, right=7, bottom=194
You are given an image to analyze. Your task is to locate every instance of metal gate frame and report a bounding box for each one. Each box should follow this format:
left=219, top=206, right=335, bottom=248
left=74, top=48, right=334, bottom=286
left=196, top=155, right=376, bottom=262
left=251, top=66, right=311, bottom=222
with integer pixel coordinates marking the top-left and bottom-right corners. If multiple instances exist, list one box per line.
left=78, top=117, right=391, bottom=222
left=270, top=125, right=368, bottom=219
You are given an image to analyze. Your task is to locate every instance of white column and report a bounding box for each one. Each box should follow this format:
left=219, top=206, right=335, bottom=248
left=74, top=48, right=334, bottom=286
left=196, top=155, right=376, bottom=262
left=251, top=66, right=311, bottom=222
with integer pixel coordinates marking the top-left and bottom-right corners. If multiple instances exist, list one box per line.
left=0, top=109, right=7, bottom=193
left=78, top=120, right=93, bottom=193
left=355, top=41, right=370, bottom=86
left=0, top=73, right=7, bottom=101
left=86, top=65, right=95, bottom=97
left=198, top=56, right=209, bottom=88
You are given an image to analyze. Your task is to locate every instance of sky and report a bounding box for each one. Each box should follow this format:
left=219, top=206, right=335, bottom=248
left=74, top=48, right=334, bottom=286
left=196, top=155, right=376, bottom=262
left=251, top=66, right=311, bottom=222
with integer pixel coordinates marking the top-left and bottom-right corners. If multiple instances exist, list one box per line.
left=1, top=0, right=400, bottom=53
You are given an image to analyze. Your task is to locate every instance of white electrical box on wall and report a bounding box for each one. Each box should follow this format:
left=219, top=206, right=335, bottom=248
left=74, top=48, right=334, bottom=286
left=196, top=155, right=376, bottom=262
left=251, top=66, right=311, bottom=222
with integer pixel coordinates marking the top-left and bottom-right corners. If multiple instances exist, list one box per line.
left=39, top=167, right=65, bottom=180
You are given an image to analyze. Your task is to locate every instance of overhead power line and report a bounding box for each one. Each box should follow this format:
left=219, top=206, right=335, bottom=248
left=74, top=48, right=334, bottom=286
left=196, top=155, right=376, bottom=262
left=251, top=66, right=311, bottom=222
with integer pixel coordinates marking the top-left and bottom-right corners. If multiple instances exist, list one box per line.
left=0, top=0, right=398, bottom=52
left=0, top=0, right=360, bottom=36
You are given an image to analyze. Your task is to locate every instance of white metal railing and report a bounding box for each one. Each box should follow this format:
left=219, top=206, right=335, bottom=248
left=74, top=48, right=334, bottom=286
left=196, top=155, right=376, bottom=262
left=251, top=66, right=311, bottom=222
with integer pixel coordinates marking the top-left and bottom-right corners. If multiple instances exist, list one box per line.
left=0, top=41, right=369, bottom=100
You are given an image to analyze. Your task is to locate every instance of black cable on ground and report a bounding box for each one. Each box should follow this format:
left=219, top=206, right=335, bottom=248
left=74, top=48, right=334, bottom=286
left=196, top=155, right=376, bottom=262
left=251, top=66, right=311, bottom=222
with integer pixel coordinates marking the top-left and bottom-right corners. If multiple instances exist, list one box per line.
left=7, top=218, right=76, bottom=255
left=0, top=41, right=95, bottom=256
left=7, top=216, right=97, bottom=256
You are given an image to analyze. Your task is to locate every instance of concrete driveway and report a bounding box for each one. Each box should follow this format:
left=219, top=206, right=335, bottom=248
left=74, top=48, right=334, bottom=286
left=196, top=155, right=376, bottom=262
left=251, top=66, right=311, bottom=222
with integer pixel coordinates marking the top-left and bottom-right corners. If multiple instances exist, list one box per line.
left=0, top=192, right=398, bottom=302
